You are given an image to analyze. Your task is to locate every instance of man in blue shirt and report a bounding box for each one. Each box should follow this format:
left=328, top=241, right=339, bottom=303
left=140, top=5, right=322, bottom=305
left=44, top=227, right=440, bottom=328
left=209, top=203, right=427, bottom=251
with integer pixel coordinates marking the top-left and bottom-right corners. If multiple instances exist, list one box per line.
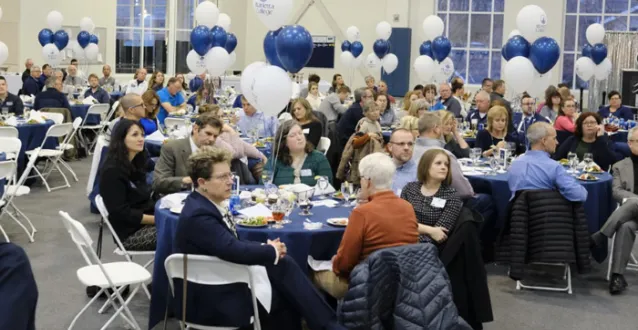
left=157, top=77, right=186, bottom=125
left=83, top=74, right=110, bottom=104
left=388, top=129, right=417, bottom=195
left=508, top=121, right=587, bottom=202
left=237, top=95, right=278, bottom=138
left=21, top=65, right=42, bottom=96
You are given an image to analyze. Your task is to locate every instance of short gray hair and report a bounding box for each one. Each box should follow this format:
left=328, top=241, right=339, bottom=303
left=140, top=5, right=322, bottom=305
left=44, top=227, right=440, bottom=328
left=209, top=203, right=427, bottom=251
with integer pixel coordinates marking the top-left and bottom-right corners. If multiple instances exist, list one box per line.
left=475, top=90, right=490, bottom=101
left=365, top=75, right=375, bottom=83
left=527, top=122, right=553, bottom=145
left=358, top=152, right=396, bottom=190
left=45, top=76, right=57, bottom=88
left=418, top=112, right=442, bottom=135
left=628, top=126, right=638, bottom=142
left=362, top=100, right=377, bottom=113
left=353, top=87, right=367, bottom=103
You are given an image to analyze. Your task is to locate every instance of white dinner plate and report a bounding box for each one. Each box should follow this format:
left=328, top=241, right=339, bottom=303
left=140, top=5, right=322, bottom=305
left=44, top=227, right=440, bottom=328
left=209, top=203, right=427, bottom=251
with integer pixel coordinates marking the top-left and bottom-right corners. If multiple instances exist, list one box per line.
left=170, top=205, right=183, bottom=214
left=326, top=218, right=348, bottom=227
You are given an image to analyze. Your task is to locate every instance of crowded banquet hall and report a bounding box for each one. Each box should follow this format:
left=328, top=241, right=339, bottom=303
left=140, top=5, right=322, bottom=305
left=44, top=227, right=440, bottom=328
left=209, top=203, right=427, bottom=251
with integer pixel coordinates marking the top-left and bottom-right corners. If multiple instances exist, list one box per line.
left=4, top=0, right=638, bottom=329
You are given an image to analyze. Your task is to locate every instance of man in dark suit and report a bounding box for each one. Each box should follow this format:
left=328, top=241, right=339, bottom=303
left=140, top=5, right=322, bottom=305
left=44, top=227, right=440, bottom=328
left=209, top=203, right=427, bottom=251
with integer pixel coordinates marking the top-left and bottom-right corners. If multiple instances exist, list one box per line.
left=21, top=65, right=42, bottom=96
left=174, top=147, right=344, bottom=329
left=21, top=58, right=33, bottom=83
left=0, top=242, right=38, bottom=330
left=490, top=79, right=515, bottom=133
left=33, top=77, right=71, bottom=111
left=336, top=87, right=373, bottom=148
left=0, top=76, right=24, bottom=116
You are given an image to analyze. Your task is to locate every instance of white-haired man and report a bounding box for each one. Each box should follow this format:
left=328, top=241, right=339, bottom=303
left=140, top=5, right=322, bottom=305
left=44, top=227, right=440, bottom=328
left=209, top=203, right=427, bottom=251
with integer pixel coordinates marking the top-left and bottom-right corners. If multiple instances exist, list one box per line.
left=314, top=152, right=419, bottom=299
left=438, top=83, right=462, bottom=117
left=125, top=68, right=148, bottom=95
left=466, top=90, right=490, bottom=127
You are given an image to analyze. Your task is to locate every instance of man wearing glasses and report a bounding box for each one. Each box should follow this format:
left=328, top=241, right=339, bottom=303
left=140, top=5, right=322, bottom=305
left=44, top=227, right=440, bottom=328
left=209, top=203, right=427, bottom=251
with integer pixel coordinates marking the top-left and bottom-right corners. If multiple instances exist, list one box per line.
left=388, top=129, right=417, bottom=195
left=105, top=94, right=147, bottom=142
left=517, top=93, right=549, bottom=149
left=336, top=87, right=375, bottom=148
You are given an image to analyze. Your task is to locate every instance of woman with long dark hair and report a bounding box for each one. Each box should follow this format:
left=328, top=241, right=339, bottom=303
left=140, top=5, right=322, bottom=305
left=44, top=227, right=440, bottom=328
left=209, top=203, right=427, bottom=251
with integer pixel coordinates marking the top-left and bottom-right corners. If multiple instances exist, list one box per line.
left=329, top=74, right=344, bottom=94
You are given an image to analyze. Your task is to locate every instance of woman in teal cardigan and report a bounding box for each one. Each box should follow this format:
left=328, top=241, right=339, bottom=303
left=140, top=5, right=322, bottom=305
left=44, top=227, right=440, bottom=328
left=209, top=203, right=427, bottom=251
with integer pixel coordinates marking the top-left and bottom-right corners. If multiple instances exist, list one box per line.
left=269, top=120, right=333, bottom=186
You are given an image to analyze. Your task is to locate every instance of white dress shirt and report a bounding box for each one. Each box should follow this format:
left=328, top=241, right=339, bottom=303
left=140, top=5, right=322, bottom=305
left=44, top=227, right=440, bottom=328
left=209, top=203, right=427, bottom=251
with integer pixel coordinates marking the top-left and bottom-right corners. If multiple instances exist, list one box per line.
left=125, top=79, right=149, bottom=95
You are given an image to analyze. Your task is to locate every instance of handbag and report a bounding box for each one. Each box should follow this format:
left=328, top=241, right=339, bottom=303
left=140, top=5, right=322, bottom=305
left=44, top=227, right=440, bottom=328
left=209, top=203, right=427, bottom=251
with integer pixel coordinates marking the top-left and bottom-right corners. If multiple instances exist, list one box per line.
left=164, top=254, right=188, bottom=330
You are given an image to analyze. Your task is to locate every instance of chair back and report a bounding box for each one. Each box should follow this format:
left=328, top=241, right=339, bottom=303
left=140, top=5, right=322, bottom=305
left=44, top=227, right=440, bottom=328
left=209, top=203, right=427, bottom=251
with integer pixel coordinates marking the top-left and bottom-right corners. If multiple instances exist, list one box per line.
left=0, top=137, right=22, bottom=157
left=556, top=130, right=572, bottom=145
left=0, top=126, right=19, bottom=138
left=58, top=210, right=97, bottom=266
left=164, top=117, right=186, bottom=130
left=44, top=112, right=65, bottom=124
left=0, top=160, right=16, bottom=182
left=317, top=137, right=331, bottom=155
left=87, top=103, right=110, bottom=116
left=94, top=194, right=134, bottom=261
left=45, top=122, right=73, bottom=139
left=165, top=254, right=257, bottom=289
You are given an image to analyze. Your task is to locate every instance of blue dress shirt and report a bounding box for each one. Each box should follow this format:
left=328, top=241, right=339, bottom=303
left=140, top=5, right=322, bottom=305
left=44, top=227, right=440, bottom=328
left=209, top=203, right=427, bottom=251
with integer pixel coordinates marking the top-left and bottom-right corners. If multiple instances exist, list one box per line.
left=157, top=87, right=185, bottom=125
left=237, top=111, right=278, bottom=138
left=508, top=150, right=588, bottom=202
left=392, top=159, right=417, bottom=195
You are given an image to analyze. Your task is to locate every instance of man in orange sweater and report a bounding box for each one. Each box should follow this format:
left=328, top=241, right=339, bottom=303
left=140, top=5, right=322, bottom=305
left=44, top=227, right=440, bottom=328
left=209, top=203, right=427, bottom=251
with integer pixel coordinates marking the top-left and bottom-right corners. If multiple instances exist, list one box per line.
left=313, top=152, right=419, bottom=298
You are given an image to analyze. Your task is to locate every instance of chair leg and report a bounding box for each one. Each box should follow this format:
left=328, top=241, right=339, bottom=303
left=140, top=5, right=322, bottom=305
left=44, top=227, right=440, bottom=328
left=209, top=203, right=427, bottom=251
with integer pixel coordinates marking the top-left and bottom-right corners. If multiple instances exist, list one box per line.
left=101, top=285, right=142, bottom=330
left=11, top=202, right=37, bottom=234
left=31, top=166, right=51, bottom=192
left=0, top=222, right=9, bottom=242
left=59, top=159, right=79, bottom=182
left=68, top=288, right=105, bottom=330
left=607, top=234, right=615, bottom=281
left=54, top=162, right=71, bottom=189
left=5, top=211, right=35, bottom=242
left=566, top=264, right=572, bottom=295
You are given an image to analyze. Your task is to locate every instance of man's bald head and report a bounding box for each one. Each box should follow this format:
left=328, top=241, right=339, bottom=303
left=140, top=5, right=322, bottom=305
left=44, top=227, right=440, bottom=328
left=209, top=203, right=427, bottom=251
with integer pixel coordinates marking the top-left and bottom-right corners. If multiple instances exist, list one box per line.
left=119, top=94, right=145, bottom=120
left=120, top=94, right=142, bottom=110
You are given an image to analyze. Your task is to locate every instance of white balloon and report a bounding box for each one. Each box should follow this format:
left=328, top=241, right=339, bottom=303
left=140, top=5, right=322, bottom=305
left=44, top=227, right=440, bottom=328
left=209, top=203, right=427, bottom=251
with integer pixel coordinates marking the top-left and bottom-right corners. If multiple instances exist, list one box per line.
left=217, top=13, right=232, bottom=32
left=527, top=70, right=553, bottom=98
left=376, top=21, right=392, bottom=40
left=84, top=43, right=99, bottom=61
left=42, top=43, right=61, bottom=67
left=196, top=1, right=220, bottom=28
left=594, top=58, right=612, bottom=81
left=586, top=23, right=606, bottom=45
left=413, top=55, right=436, bottom=82
left=382, top=54, right=399, bottom=74
left=228, top=51, right=237, bottom=68
left=422, top=15, right=444, bottom=41
left=516, top=5, right=547, bottom=43
left=71, top=41, right=86, bottom=60
left=575, top=57, right=596, bottom=81
left=241, top=62, right=268, bottom=107
left=186, top=50, right=207, bottom=75
left=508, top=29, right=521, bottom=39
left=253, top=0, right=293, bottom=31
left=205, top=47, right=230, bottom=76
left=352, top=55, right=363, bottom=68
left=47, top=11, right=64, bottom=31
left=346, top=26, right=360, bottom=42
left=0, top=7, right=4, bottom=22
left=437, top=57, right=455, bottom=81
left=503, top=56, right=535, bottom=94
left=252, top=65, right=292, bottom=117
left=340, top=51, right=354, bottom=68
left=291, top=82, right=300, bottom=98
left=365, top=53, right=381, bottom=70
left=0, top=42, right=8, bottom=67
left=79, top=17, right=95, bottom=33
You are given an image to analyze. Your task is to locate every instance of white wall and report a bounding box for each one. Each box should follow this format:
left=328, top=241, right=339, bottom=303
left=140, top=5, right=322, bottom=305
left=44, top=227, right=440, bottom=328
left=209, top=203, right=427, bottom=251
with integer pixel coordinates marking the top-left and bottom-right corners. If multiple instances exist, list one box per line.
left=0, top=0, right=22, bottom=71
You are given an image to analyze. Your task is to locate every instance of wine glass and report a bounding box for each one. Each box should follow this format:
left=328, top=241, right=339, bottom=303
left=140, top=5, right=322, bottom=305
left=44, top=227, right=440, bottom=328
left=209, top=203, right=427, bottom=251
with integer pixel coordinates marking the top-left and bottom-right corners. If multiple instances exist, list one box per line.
left=262, top=169, right=273, bottom=185
left=567, top=152, right=578, bottom=173
left=280, top=197, right=295, bottom=224
left=316, top=176, right=329, bottom=200
left=489, top=156, right=500, bottom=175
left=296, top=188, right=314, bottom=216
left=271, top=203, right=285, bottom=229
left=470, top=148, right=482, bottom=165
left=583, top=152, right=593, bottom=169
left=340, top=182, right=353, bottom=207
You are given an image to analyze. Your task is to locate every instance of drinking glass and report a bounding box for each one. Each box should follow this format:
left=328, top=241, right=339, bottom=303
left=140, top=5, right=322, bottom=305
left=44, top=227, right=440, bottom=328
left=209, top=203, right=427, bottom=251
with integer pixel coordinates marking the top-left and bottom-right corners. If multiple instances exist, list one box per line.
left=262, top=169, right=273, bottom=185
left=316, top=176, right=329, bottom=199
left=489, top=156, right=500, bottom=175
left=583, top=152, right=593, bottom=169
left=470, top=148, right=482, bottom=164
left=1, top=107, right=8, bottom=116
left=340, top=182, right=352, bottom=207
left=567, top=152, right=577, bottom=173
left=298, top=195, right=313, bottom=216
left=280, top=198, right=294, bottom=224
left=271, top=203, right=285, bottom=229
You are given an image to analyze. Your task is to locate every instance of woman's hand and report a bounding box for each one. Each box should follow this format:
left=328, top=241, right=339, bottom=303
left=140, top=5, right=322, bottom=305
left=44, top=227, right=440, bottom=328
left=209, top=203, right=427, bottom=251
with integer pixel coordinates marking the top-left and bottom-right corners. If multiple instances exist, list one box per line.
left=428, top=227, right=449, bottom=243
left=482, top=149, right=493, bottom=157
left=597, top=124, right=604, bottom=137
left=495, top=141, right=506, bottom=150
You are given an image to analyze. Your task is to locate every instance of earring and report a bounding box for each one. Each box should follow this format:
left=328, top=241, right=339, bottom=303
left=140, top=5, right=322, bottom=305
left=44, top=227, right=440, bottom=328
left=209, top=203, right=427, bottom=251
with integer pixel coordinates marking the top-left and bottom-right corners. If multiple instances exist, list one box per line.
left=203, top=188, right=208, bottom=192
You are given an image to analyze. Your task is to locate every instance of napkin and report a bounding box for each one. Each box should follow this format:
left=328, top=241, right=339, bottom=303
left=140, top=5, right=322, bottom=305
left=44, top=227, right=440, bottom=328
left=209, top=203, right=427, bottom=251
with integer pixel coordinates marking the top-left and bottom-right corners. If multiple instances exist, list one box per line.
left=238, top=203, right=272, bottom=218
left=314, top=183, right=336, bottom=196
left=28, top=111, right=45, bottom=123
left=312, top=200, right=339, bottom=208
left=145, top=130, right=167, bottom=143
left=280, top=183, right=313, bottom=194
left=82, top=96, right=97, bottom=105
left=159, top=192, right=189, bottom=209
left=463, top=170, right=486, bottom=176
left=4, top=116, right=17, bottom=126
left=20, top=95, right=34, bottom=104
left=307, top=256, right=333, bottom=271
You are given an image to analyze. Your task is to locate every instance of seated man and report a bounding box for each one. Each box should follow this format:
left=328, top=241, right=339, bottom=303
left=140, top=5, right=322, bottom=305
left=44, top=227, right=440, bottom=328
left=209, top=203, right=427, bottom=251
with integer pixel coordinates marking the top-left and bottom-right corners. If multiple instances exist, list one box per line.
left=508, top=122, right=587, bottom=202
left=0, top=76, right=24, bottom=116
left=591, top=126, right=638, bottom=294
left=157, top=77, right=186, bottom=126
left=465, top=90, right=490, bottom=128
left=105, top=93, right=146, bottom=142
left=314, top=152, right=419, bottom=299
left=517, top=93, right=549, bottom=149
left=388, top=129, right=416, bottom=195
left=237, top=95, right=278, bottom=138
left=63, top=65, right=86, bottom=89
left=33, top=77, right=71, bottom=111
left=153, top=113, right=236, bottom=195
left=21, top=65, right=42, bottom=96
left=83, top=74, right=110, bottom=104
left=0, top=242, right=38, bottom=330
left=175, top=147, right=344, bottom=329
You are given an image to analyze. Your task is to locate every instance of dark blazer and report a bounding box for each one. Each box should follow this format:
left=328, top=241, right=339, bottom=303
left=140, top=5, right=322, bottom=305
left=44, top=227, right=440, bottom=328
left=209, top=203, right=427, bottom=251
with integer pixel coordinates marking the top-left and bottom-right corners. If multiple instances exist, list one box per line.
left=21, top=69, right=30, bottom=83
left=83, top=87, right=110, bottom=104
left=173, top=191, right=277, bottom=327
left=336, top=102, right=363, bottom=147
left=33, top=89, right=71, bottom=111
left=0, top=243, right=38, bottom=330
left=301, top=120, right=323, bottom=148
left=21, top=77, right=41, bottom=96
left=0, top=93, right=24, bottom=116
left=552, top=135, right=620, bottom=171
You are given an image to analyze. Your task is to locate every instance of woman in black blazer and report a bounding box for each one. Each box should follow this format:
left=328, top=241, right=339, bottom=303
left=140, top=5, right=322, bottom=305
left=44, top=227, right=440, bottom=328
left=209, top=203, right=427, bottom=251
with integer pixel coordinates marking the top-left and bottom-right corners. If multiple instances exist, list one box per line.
left=99, top=119, right=156, bottom=251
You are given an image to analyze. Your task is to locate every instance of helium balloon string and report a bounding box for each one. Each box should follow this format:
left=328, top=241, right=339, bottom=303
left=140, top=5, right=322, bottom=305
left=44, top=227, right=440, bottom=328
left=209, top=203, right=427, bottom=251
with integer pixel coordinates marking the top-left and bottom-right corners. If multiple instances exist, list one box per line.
left=269, top=101, right=292, bottom=183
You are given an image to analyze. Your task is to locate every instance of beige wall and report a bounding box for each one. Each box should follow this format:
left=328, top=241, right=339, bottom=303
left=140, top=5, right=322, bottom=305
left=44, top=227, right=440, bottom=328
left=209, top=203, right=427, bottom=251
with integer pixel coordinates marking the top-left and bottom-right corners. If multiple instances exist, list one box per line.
left=0, top=0, right=24, bottom=71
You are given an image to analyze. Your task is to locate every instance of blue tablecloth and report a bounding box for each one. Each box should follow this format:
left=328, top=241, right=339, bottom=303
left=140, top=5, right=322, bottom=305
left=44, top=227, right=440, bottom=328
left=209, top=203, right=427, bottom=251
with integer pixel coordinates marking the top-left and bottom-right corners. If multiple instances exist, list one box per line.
left=70, top=104, right=102, bottom=125
left=148, top=189, right=349, bottom=329
left=16, top=121, right=57, bottom=175
left=143, top=140, right=163, bottom=157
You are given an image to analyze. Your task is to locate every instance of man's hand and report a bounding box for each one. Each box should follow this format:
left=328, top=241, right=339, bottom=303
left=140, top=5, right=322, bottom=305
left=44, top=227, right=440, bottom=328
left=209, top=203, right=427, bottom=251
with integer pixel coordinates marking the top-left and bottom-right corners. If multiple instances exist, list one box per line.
left=267, top=238, right=287, bottom=257
left=182, top=177, right=192, bottom=185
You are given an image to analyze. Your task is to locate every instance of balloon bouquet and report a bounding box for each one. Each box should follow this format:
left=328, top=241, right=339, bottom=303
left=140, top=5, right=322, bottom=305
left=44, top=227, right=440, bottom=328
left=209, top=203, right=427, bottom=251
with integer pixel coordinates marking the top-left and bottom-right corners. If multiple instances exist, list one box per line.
left=576, top=23, right=612, bottom=82
left=369, top=21, right=398, bottom=74
left=0, top=7, right=7, bottom=67
left=186, top=1, right=237, bottom=78
left=413, top=15, right=454, bottom=83
left=38, top=11, right=69, bottom=67
left=72, top=17, right=100, bottom=62
left=339, top=26, right=364, bottom=85
left=502, top=5, right=559, bottom=98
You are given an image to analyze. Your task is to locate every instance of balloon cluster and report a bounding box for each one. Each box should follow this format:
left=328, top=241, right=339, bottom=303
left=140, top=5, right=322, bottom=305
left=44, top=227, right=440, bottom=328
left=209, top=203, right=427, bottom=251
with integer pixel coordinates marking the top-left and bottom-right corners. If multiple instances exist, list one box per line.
left=72, top=17, right=100, bottom=62
left=413, top=15, right=453, bottom=83
left=575, top=23, right=612, bottom=82
left=186, top=1, right=237, bottom=76
left=366, top=22, right=398, bottom=74
left=0, top=7, right=8, bottom=67
left=263, top=25, right=314, bottom=74
left=39, top=11, right=69, bottom=67
left=503, top=5, right=558, bottom=98
left=340, top=26, right=364, bottom=69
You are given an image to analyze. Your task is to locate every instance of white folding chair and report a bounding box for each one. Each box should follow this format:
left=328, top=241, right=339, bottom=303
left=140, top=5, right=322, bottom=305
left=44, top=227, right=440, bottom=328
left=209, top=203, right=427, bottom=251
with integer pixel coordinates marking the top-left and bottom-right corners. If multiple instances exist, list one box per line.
left=43, top=112, right=65, bottom=124
left=165, top=254, right=262, bottom=330
left=317, top=137, right=331, bottom=155
left=0, top=160, right=16, bottom=242
left=164, top=117, right=187, bottom=132
left=0, top=127, right=19, bottom=159
left=95, top=194, right=154, bottom=300
left=58, top=210, right=150, bottom=330
left=54, top=117, right=83, bottom=183
left=25, top=122, right=73, bottom=192
left=515, top=263, right=572, bottom=294
left=77, top=104, right=110, bottom=154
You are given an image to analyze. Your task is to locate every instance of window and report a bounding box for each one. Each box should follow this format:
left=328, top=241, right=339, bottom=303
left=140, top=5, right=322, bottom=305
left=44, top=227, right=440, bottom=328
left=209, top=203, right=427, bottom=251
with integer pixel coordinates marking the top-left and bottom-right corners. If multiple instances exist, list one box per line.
left=563, top=0, right=638, bottom=89
left=116, top=0, right=168, bottom=74
left=436, top=0, right=504, bottom=84
left=175, top=0, right=204, bottom=74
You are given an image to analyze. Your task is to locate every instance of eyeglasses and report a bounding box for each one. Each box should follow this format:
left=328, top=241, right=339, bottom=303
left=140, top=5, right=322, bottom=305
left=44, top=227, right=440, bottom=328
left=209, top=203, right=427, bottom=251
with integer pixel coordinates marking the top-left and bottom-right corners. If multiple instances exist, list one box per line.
left=582, top=121, right=598, bottom=126
left=212, top=172, right=234, bottom=181
left=522, top=102, right=536, bottom=106
left=389, top=141, right=414, bottom=148
left=128, top=103, right=146, bottom=111
left=610, top=97, right=621, bottom=100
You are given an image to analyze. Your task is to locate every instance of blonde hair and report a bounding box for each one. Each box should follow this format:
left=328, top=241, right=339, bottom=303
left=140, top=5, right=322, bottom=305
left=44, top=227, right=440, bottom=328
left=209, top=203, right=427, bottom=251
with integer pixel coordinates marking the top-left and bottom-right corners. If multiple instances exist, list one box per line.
left=188, top=146, right=232, bottom=188
left=199, top=104, right=221, bottom=116
left=487, top=106, right=509, bottom=133
left=408, top=99, right=428, bottom=117
left=437, top=110, right=455, bottom=141
left=402, top=91, right=415, bottom=111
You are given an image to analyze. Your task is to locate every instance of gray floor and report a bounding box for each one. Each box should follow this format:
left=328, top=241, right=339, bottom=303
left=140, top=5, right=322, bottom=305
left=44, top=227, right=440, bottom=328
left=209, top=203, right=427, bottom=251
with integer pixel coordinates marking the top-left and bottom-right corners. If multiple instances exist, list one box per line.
left=4, top=158, right=638, bottom=329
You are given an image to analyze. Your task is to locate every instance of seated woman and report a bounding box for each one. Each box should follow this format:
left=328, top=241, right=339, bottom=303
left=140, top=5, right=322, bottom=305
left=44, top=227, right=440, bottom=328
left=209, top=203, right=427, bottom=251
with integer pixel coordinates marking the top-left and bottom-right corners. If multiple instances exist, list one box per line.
left=313, top=153, right=418, bottom=299
left=139, top=90, right=161, bottom=135
left=270, top=120, right=332, bottom=186
left=438, top=110, right=470, bottom=158
left=400, top=149, right=463, bottom=246
left=376, top=93, right=396, bottom=127
left=356, top=100, right=383, bottom=141
left=328, top=73, right=344, bottom=94
left=396, top=90, right=417, bottom=121
left=598, top=91, right=633, bottom=121
left=400, top=98, right=428, bottom=138
left=553, top=112, right=620, bottom=171
left=423, top=84, right=437, bottom=107
left=305, top=81, right=322, bottom=110
left=99, top=119, right=156, bottom=251
left=476, top=106, right=518, bottom=157
left=539, top=89, right=561, bottom=122
left=554, top=99, right=579, bottom=133
left=148, top=70, right=165, bottom=92
left=292, top=98, right=323, bottom=148
left=188, top=82, right=216, bottom=109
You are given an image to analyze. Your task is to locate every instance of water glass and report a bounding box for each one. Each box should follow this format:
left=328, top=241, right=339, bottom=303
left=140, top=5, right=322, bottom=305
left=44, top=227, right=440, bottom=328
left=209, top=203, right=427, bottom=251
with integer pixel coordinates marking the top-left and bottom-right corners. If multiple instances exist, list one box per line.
left=316, top=176, right=329, bottom=199
left=262, top=169, right=273, bottom=185
left=1, top=107, right=7, bottom=116
left=489, top=156, right=500, bottom=175
left=583, top=153, right=593, bottom=168
left=340, top=182, right=352, bottom=206
left=470, top=148, right=482, bottom=164
left=567, top=152, right=578, bottom=173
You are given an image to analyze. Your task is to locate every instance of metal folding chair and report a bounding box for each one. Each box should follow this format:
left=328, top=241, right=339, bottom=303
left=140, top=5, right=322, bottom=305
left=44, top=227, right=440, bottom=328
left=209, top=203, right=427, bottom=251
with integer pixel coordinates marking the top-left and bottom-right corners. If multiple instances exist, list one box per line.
left=25, top=123, right=73, bottom=192
left=77, top=104, right=110, bottom=154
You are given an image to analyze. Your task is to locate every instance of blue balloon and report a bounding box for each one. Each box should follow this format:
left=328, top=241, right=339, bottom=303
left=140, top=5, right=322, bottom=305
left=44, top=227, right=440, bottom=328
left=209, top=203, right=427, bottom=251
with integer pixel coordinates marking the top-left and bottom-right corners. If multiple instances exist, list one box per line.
left=501, top=45, right=511, bottom=61
left=373, top=39, right=390, bottom=59
left=591, top=43, right=608, bottom=65
left=53, top=30, right=69, bottom=50
left=431, top=36, right=452, bottom=62
left=263, top=29, right=284, bottom=69
left=210, top=26, right=228, bottom=48
left=225, top=33, right=237, bottom=53
left=582, top=44, right=593, bottom=58
left=275, top=25, right=314, bottom=74
left=341, top=40, right=351, bottom=52
left=38, top=29, right=54, bottom=47
left=89, top=34, right=99, bottom=45
left=77, top=31, right=90, bottom=48
left=504, top=36, right=530, bottom=59
left=190, top=25, right=211, bottom=56
left=419, top=41, right=433, bottom=57
left=529, top=37, right=561, bottom=74
left=350, top=41, right=364, bottom=58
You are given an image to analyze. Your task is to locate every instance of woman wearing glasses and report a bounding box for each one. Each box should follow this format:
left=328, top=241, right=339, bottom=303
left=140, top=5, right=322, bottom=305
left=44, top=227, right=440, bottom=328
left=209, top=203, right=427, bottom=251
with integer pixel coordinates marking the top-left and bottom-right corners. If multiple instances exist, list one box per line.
left=598, top=91, right=633, bottom=121
left=554, top=99, right=579, bottom=133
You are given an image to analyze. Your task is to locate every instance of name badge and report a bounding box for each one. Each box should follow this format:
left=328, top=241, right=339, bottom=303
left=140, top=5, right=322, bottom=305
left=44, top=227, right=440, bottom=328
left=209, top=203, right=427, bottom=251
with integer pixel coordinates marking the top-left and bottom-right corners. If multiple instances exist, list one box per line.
left=431, top=197, right=446, bottom=208
left=6, top=102, right=12, bottom=106
left=301, top=169, right=312, bottom=177
left=303, top=128, right=310, bottom=134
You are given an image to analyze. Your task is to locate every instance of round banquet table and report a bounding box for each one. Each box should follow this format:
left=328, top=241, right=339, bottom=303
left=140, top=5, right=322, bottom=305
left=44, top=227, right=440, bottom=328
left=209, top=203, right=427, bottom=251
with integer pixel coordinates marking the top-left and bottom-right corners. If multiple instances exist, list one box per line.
left=16, top=121, right=57, bottom=175
left=69, top=104, right=102, bottom=125
left=148, top=191, right=349, bottom=329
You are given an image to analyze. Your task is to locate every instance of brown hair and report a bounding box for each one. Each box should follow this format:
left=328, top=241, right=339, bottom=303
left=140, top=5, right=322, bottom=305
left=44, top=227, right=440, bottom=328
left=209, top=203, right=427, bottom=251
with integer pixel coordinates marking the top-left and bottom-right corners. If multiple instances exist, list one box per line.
left=574, top=112, right=602, bottom=139
left=408, top=99, right=428, bottom=117
left=199, top=104, right=221, bottom=116
left=417, top=149, right=452, bottom=186
left=487, top=106, right=509, bottom=133
left=545, top=88, right=562, bottom=109
left=188, top=146, right=233, bottom=188
left=375, top=92, right=391, bottom=112
left=402, top=91, right=416, bottom=111
left=493, top=79, right=505, bottom=91
left=194, top=112, right=223, bottom=131
left=88, top=73, right=99, bottom=81
left=337, top=85, right=351, bottom=94
left=148, top=70, right=164, bottom=90
left=141, top=90, right=160, bottom=119
left=424, top=84, right=437, bottom=96
left=273, top=120, right=313, bottom=165
left=292, top=98, right=318, bottom=123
